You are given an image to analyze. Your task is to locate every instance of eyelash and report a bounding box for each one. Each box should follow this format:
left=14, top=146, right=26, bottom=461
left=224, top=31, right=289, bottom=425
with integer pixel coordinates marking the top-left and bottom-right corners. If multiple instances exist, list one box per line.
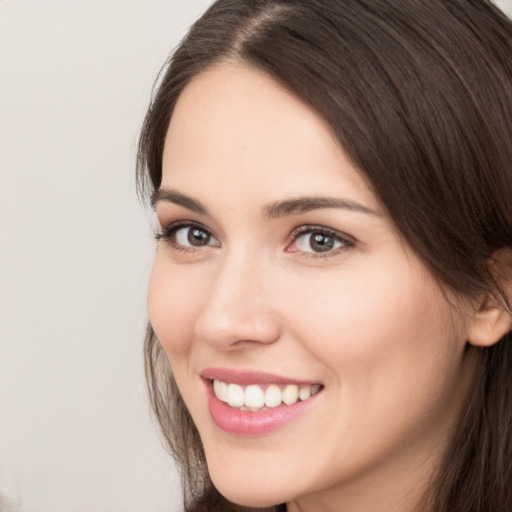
left=155, top=221, right=355, bottom=258
left=286, top=225, right=355, bottom=259
left=155, top=220, right=217, bottom=253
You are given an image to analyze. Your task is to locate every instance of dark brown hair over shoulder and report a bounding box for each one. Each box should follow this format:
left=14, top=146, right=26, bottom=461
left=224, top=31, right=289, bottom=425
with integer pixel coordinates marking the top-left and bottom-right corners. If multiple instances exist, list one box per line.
left=137, top=1, right=512, bottom=510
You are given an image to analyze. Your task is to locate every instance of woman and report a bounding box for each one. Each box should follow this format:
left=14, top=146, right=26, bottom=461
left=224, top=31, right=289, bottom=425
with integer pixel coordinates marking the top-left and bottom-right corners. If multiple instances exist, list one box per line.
left=137, top=1, right=512, bottom=511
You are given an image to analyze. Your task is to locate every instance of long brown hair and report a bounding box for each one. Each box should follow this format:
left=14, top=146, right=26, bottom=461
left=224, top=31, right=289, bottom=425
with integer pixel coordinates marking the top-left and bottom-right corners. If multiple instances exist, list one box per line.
left=137, top=1, right=512, bottom=510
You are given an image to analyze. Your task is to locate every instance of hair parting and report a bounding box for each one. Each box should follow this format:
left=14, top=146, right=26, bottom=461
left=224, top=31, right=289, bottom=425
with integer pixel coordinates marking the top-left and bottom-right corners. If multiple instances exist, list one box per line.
left=138, top=1, right=512, bottom=510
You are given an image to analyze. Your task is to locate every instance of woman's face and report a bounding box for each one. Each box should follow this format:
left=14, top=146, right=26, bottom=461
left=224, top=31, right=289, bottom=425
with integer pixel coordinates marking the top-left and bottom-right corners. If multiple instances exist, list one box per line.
left=148, top=63, right=475, bottom=510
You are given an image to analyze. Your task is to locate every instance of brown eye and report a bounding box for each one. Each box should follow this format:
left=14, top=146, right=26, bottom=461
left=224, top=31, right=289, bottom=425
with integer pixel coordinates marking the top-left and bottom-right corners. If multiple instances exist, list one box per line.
left=187, top=227, right=210, bottom=246
left=173, top=225, right=220, bottom=248
left=308, top=232, right=336, bottom=252
left=291, top=228, right=350, bottom=255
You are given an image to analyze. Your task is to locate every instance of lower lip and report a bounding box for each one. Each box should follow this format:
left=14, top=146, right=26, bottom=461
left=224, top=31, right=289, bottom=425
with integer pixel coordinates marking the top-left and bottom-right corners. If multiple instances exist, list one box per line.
left=206, top=382, right=319, bottom=436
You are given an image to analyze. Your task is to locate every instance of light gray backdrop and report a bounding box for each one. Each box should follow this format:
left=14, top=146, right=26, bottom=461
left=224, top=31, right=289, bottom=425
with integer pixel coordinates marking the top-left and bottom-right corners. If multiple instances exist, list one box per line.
left=1, top=1, right=511, bottom=512
left=0, top=1, right=211, bottom=511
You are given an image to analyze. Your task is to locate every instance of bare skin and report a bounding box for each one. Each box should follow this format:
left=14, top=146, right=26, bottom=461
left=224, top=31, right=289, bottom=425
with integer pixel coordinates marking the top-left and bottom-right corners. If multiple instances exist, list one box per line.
left=149, top=63, right=484, bottom=511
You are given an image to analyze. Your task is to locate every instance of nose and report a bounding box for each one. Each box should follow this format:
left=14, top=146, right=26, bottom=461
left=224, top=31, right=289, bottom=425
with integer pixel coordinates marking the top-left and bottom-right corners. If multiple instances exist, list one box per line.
left=193, top=252, right=281, bottom=350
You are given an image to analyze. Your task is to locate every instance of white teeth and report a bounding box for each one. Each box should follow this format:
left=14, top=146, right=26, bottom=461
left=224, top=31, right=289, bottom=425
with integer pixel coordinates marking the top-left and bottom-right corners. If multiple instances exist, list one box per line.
left=213, top=379, right=321, bottom=411
left=227, top=383, right=245, bottom=407
left=299, top=385, right=311, bottom=401
left=245, top=384, right=265, bottom=408
left=282, top=384, right=299, bottom=405
left=213, top=380, right=228, bottom=402
left=265, top=384, right=282, bottom=408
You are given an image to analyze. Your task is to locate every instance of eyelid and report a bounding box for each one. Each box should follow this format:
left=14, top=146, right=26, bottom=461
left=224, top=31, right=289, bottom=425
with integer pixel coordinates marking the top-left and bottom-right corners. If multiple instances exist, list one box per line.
left=286, top=224, right=356, bottom=256
left=155, top=220, right=220, bottom=246
left=155, top=220, right=354, bottom=258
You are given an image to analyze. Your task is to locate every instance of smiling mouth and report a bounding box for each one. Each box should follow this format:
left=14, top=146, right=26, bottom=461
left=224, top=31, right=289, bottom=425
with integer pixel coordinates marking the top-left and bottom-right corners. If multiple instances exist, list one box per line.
left=212, top=379, right=323, bottom=412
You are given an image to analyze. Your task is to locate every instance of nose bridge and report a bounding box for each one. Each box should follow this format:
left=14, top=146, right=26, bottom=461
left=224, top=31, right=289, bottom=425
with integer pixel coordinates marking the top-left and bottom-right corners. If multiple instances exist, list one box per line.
left=194, top=246, right=280, bottom=348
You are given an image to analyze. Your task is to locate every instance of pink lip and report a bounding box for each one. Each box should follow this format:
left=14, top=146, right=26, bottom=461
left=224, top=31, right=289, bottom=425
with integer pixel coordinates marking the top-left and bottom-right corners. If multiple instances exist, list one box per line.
left=201, top=368, right=322, bottom=436
left=201, top=367, right=320, bottom=386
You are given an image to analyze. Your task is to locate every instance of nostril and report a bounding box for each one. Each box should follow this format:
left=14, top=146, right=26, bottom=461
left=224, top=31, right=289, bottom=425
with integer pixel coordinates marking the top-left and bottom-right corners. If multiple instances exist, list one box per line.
left=194, top=308, right=281, bottom=350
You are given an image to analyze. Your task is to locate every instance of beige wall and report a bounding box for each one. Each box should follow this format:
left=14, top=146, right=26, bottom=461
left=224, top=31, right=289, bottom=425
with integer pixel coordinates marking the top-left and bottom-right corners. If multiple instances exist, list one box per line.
left=0, top=1, right=210, bottom=511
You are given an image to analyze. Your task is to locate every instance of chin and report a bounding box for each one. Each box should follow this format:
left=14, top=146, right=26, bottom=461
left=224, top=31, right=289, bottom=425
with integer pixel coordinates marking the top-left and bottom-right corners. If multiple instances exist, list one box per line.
left=207, top=460, right=292, bottom=508
left=212, top=484, right=284, bottom=509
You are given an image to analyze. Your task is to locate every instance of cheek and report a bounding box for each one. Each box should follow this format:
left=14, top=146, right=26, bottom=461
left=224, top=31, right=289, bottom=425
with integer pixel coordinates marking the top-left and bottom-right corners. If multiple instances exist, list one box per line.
left=147, top=254, right=205, bottom=356
left=284, top=259, right=464, bottom=389
left=280, top=262, right=469, bottom=468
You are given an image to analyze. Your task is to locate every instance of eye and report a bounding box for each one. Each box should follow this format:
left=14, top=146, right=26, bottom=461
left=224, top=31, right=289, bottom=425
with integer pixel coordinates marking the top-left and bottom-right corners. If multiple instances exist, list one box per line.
left=175, top=226, right=216, bottom=247
left=156, top=222, right=220, bottom=250
left=295, top=231, right=342, bottom=253
left=287, top=226, right=354, bottom=255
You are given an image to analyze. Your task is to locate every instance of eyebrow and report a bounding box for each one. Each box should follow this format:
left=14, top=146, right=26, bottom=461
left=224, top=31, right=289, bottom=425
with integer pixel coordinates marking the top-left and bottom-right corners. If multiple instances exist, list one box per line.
left=151, top=189, right=208, bottom=215
left=152, top=187, right=380, bottom=218
left=264, top=196, right=380, bottom=218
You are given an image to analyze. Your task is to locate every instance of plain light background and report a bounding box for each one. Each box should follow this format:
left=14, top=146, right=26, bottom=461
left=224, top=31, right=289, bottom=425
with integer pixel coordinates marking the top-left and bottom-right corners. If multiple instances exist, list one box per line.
left=1, top=1, right=511, bottom=512
left=0, top=1, right=211, bottom=511
left=496, top=0, right=512, bottom=16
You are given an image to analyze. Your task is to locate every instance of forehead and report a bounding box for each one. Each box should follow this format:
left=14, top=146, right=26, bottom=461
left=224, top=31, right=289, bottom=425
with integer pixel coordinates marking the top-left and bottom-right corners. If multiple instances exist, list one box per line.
left=161, top=62, right=377, bottom=210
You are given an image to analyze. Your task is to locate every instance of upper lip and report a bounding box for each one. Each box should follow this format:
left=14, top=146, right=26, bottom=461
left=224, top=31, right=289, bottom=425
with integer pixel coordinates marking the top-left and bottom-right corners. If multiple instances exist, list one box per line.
left=201, top=367, right=322, bottom=386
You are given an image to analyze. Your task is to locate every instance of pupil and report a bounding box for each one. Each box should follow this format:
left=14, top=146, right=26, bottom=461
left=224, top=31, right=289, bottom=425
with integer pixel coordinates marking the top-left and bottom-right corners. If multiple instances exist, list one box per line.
left=310, top=232, right=334, bottom=252
left=188, top=228, right=209, bottom=246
